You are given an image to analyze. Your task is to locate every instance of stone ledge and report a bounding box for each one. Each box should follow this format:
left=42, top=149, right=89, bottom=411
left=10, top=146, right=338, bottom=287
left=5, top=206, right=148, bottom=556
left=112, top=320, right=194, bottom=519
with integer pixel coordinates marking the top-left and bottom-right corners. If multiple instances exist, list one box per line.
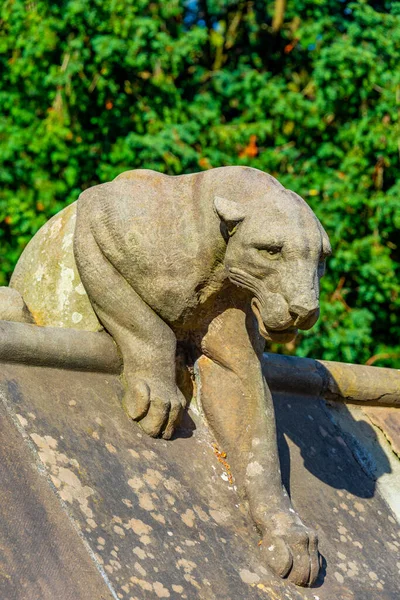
left=1, top=320, right=399, bottom=408
left=0, top=319, right=121, bottom=374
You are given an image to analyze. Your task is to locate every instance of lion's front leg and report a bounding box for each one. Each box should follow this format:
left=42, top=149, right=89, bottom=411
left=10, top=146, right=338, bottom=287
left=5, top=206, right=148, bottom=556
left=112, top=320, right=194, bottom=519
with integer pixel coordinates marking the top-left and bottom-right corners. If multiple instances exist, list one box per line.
left=198, top=303, right=319, bottom=586
left=74, top=225, right=185, bottom=440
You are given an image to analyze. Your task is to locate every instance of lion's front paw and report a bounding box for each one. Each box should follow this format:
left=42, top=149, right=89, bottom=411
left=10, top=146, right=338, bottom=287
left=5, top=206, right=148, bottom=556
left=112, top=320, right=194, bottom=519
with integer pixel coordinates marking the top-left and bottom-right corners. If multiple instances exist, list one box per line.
left=259, top=510, right=319, bottom=587
left=122, top=378, right=186, bottom=440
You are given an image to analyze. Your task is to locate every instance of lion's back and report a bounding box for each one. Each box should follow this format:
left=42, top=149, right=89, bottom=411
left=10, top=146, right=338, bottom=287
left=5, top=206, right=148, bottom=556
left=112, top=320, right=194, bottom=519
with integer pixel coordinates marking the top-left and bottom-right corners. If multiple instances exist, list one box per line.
left=10, top=203, right=101, bottom=331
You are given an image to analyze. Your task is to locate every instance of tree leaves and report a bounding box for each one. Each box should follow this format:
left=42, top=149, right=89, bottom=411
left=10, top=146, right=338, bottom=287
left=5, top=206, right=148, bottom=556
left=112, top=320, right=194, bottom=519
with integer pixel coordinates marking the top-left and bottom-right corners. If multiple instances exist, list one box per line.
left=0, top=0, right=399, bottom=366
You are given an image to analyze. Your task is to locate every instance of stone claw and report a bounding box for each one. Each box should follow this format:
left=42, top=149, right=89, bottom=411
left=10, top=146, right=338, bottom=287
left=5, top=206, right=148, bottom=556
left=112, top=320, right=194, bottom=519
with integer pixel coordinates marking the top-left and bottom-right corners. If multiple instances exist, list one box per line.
left=122, top=378, right=185, bottom=439
left=259, top=510, right=320, bottom=587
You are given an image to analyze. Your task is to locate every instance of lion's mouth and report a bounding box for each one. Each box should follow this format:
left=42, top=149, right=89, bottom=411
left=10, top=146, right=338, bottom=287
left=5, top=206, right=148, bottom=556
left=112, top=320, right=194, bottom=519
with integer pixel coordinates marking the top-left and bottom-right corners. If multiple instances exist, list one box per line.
left=251, top=298, right=298, bottom=342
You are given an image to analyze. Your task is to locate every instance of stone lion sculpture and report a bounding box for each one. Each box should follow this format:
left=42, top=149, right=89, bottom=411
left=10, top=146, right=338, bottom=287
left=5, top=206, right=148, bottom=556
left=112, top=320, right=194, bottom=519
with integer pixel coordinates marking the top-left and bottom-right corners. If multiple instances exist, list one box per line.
left=1, top=166, right=331, bottom=586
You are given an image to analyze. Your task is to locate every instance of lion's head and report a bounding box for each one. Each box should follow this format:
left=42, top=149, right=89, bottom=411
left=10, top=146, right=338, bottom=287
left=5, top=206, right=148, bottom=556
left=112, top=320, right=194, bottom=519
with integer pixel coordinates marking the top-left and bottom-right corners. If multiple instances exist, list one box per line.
left=214, top=187, right=331, bottom=343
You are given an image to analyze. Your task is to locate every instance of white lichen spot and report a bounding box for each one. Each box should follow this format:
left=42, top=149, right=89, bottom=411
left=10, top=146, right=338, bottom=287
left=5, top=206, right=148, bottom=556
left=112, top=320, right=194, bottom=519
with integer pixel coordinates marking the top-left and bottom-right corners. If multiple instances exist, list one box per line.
left=16, top=414, right=28, bottom=428
left=151, top=512, right=166, bottom=525
left=57, top=263, right=75, bottom=314
left=74, top=282, right=87, bottom=296
left=142, top=450, right=157, bottom=461
left=140, top=535, right=152, bottom=545
left=134, top=562, right=147, bottom=577
left=176, top=558, right=197, bottom=574
left=97, top=537, right=106, bottom=545
left=87, top=518, right=97, bottom=529
left=51, top=476, right=61, bottom=489
left=72, top=312, right=83, bottom=324
left=130, top=576, right=152, bottom=592
left=133, top=546, right=147, bottom=560
left=334, top=572, right=344, bottom=584
left=128, top=477, right=145, bottom=492
left=165, top=495, right=176, bottom=506
left=246, top=462, right=264, bottom=478
left=183, top=573, right=201, bottom=589
left=181, top=509, right=195, bottom=528
left=193, top=505, right=209, bottom=522
left=137, top=492, right=155, bottom=512
left=369, top=571, right=378, bottom=581
left=128, top=448, right=140, bottom=459
left=239, top=569, right=260, bottom=585
left=113, top=525, right=125, bottom=537
left=49, top=218, right=62, bottom=239
left=34, top=263, right=46, bottom=283
left=252, top=438, right=261, bottom=448
left=354, top=502, right=364, bottom=513
left=163, top=477, right=182, bottom=496
left=105, top=443, right=117, bottom=454
left=30, top=433, right=94, bottom=519
left=172, top=585, right=184, bottom=594
left=62, top=232, right=74, bottom=251
left=125, top=518, right=152, bottom=537
left=209, top=509, right=229, bottom=525
left=122, top=498, right=133, bottom=508
left=387, top=542, right=398, bottom=552
left=153, top=581, right=170, bottom=598
left=144, top=469, right=163, bottom=489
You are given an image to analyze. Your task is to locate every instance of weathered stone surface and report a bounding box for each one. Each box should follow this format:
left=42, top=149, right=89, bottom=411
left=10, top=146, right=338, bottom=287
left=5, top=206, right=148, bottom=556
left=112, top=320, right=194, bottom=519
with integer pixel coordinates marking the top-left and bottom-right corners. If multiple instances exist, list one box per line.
left=0, top=392, right=113, bottom=600
left=10, top=203, right=100, bottom=331
left=1, top=361, right=399, bottom=599
left=362, top=406, right=400, bottom=458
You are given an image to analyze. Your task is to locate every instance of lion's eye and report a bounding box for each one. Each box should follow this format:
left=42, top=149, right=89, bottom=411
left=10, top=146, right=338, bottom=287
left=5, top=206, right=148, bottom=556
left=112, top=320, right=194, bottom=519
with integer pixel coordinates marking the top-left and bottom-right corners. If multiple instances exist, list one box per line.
left=257, top=246, right=282, bottom=259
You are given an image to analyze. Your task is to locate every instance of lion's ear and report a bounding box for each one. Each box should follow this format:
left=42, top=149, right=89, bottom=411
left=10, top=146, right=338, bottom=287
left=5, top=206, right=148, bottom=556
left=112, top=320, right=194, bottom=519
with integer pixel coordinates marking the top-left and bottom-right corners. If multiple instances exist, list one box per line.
left=214, top=196, right=246, bottom=234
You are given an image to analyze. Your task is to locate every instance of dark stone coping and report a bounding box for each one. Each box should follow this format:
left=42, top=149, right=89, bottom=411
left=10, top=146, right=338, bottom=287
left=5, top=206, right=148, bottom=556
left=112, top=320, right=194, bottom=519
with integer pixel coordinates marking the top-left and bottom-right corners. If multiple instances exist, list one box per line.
left=0, top=319, right=122, bottom=374
left=1, top=319, right=399, bottom=405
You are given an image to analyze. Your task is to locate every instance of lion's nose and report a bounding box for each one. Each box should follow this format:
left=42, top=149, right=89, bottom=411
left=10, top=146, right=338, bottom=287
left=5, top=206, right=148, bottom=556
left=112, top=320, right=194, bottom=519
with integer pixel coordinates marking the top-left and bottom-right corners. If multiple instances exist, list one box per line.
left=289, top=304, right=319, bottom=326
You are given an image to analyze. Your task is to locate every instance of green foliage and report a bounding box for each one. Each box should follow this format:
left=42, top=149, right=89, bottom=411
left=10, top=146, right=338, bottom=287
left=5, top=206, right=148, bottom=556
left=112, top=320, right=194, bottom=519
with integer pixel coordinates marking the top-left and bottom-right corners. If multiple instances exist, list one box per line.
left=1, top=0, right=399, bottom=366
